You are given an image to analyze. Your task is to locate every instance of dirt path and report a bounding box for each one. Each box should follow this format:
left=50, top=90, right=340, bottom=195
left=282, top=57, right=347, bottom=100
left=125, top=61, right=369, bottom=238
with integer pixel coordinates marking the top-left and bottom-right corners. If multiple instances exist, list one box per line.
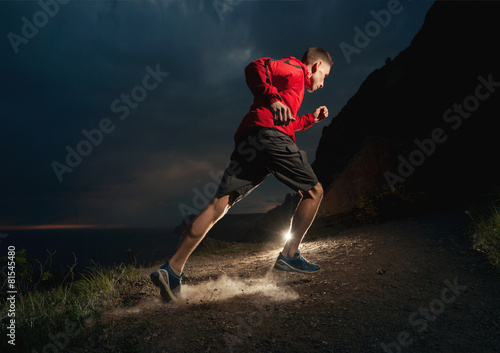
left=76, top=211, right=500, bottom=353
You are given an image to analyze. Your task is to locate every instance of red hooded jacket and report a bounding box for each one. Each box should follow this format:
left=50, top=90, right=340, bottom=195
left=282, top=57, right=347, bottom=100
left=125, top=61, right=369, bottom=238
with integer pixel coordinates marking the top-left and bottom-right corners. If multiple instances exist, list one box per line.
left=234, top=56, right=315, bottom=143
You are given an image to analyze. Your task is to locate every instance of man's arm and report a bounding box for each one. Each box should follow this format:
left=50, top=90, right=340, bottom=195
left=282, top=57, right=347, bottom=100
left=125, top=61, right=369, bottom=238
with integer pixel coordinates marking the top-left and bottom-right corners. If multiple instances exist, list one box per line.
left=294, top=106, right=329, bottom=131
left=244, top=58, right=282, bottom=106
left=294, top=114, right=315, bottom=131
left=245, top=58, right=296, bottom=126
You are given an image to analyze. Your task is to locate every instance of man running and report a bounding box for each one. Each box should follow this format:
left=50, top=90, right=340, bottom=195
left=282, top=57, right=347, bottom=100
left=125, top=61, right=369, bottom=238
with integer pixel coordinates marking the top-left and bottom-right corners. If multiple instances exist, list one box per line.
left=151, top=47, right=333, bottom=301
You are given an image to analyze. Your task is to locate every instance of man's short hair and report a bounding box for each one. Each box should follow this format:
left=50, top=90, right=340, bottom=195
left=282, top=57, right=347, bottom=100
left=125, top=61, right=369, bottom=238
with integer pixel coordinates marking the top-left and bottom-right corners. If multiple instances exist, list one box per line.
left=302, top=47, right=333, bottom=67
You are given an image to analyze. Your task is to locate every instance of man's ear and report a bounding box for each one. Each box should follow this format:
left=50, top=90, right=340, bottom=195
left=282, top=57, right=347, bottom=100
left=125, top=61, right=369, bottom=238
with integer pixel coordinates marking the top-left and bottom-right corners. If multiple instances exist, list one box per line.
left=311, top=61, right=322, bottom=73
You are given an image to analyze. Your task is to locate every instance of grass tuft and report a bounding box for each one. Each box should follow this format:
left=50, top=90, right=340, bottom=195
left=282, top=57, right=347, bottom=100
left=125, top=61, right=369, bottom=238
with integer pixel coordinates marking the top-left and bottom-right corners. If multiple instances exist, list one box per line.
left=0, top=261, right=140, bottom=351
left=469, top=205, right=500, bottom=269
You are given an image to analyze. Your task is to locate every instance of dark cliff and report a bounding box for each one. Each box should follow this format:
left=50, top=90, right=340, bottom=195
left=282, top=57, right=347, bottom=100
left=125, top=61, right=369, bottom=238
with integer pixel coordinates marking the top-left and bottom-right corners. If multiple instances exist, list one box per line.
left=313, top=0, right=500, bottom=218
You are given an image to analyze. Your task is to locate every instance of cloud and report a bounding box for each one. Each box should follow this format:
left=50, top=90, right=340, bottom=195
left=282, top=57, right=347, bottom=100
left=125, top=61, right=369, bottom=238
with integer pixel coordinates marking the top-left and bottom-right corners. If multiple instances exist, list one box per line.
left=70, top=151, right=228, bottom=226
left=201, top=45, right=255, bottom=85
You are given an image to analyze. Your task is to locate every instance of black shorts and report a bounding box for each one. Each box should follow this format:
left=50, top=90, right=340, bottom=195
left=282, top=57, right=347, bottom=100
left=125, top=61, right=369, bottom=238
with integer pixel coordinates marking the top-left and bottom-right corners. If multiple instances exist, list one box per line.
left=216, top=128, right=319, bottom=204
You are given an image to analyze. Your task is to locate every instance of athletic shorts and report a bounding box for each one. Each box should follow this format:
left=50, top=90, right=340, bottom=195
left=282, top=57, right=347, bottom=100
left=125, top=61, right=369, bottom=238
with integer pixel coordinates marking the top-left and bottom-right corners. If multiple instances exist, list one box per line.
left=216, top=128, right=319, bottom=204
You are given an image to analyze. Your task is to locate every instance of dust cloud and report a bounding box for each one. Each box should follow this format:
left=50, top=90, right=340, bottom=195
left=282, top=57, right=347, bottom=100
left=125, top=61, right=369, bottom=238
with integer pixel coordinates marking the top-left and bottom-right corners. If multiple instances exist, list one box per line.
left=100, top=273, right=297, bottom=323
left=181, top=273, right=299, bottom=303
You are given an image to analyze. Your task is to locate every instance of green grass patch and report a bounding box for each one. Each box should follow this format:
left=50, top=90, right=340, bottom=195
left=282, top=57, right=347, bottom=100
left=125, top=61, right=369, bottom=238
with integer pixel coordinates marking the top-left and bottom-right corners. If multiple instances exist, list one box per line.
left=0, top=260, right=140, bottom=352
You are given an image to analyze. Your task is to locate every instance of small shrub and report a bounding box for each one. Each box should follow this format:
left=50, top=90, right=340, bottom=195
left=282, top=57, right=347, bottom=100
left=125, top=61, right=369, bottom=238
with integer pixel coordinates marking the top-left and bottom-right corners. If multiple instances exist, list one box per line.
left=0, top=249, right=56, bottom=293
left=355, top=185, right=428, bottom=224
left=469, top=205, right=500, bottom=269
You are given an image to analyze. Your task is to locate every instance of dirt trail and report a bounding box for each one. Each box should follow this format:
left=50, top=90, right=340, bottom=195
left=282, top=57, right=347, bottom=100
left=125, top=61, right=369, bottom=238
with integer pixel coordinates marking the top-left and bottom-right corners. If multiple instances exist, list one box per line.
left=76, top=211, right=500, bottom=353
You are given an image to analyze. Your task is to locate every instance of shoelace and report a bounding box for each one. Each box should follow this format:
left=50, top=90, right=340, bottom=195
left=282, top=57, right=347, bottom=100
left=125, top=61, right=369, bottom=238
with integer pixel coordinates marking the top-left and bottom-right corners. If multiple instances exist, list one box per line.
left=298, top=255, right=314, bottom=266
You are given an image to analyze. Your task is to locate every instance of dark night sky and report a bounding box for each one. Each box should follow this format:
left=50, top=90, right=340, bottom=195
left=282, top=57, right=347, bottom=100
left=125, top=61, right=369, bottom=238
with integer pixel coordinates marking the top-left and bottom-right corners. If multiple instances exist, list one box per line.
left=0, top=0, right=434, bottom=228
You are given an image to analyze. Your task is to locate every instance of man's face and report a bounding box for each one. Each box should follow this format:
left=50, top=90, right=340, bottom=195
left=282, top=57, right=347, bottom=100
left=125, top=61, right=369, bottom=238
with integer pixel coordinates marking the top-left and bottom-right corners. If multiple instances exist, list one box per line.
left=306, top=61, right=331, bottom=92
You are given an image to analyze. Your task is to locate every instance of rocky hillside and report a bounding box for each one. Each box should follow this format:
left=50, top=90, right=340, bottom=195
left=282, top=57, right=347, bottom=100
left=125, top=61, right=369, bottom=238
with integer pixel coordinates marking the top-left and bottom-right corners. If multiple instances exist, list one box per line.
left=313, top=0, right=500, bottom=218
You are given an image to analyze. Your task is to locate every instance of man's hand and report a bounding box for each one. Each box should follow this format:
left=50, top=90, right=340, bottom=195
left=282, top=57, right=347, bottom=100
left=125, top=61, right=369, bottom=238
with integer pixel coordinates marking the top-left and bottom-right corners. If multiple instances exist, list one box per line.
left=313, top=106, right=329, bottom=123
left=269, top=101, right=296, bottom=126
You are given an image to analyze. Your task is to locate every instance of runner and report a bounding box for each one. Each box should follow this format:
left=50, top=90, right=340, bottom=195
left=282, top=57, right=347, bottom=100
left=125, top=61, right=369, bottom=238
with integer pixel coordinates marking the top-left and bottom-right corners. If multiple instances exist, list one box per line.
left=151, top=47, right=333, bottom=301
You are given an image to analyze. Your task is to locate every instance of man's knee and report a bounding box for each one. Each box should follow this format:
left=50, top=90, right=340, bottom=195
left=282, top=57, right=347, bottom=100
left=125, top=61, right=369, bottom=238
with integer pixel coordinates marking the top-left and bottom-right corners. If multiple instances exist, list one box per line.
left=304, top=183, right=323, bottom=200
left=211, top=192, right=237, bottom=214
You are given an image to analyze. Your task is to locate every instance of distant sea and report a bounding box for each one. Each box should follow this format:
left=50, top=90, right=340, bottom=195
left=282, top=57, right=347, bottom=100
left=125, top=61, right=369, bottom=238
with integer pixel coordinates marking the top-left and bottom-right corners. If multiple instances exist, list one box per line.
left=0, top=227, right=179, bottom=273
left=0, top=213, right=266, bottom=273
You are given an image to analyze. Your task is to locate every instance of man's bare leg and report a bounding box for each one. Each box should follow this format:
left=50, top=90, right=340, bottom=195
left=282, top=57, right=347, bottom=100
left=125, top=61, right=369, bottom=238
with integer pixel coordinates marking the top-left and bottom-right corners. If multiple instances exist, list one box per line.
left=169, top=193, right=235, bottom=274
left=282, top=183, right=323, bottom=258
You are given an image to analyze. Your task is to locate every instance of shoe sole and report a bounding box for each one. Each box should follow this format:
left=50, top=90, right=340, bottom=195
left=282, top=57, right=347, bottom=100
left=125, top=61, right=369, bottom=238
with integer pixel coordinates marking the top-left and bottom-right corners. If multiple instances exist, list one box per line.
left=150, top=269, right=178, bottom=302
left=274, top=259, right=320, bottom=274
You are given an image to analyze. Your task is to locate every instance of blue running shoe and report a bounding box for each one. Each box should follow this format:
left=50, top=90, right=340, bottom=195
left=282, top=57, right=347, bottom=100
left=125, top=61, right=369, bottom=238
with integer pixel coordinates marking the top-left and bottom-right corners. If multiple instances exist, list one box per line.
left=274, top=251, right=320, bottom=273
left=150, top=263, right=183, bottom=302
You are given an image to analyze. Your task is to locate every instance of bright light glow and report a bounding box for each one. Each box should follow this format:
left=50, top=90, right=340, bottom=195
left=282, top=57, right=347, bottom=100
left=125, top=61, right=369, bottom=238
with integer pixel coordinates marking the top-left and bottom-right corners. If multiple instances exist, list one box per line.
left=284, top=231, right=292, bottom=241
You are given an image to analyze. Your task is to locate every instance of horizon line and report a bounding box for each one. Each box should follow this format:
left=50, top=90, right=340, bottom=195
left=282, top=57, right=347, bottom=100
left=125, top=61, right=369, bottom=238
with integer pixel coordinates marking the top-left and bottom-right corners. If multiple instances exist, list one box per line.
left=0, top=224, right=113, bottom=230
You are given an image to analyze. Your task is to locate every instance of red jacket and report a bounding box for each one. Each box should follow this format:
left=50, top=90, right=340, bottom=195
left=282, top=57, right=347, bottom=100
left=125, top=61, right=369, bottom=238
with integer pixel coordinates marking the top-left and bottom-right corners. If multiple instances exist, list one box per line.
left=234, top=56, right=315, bottom=143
